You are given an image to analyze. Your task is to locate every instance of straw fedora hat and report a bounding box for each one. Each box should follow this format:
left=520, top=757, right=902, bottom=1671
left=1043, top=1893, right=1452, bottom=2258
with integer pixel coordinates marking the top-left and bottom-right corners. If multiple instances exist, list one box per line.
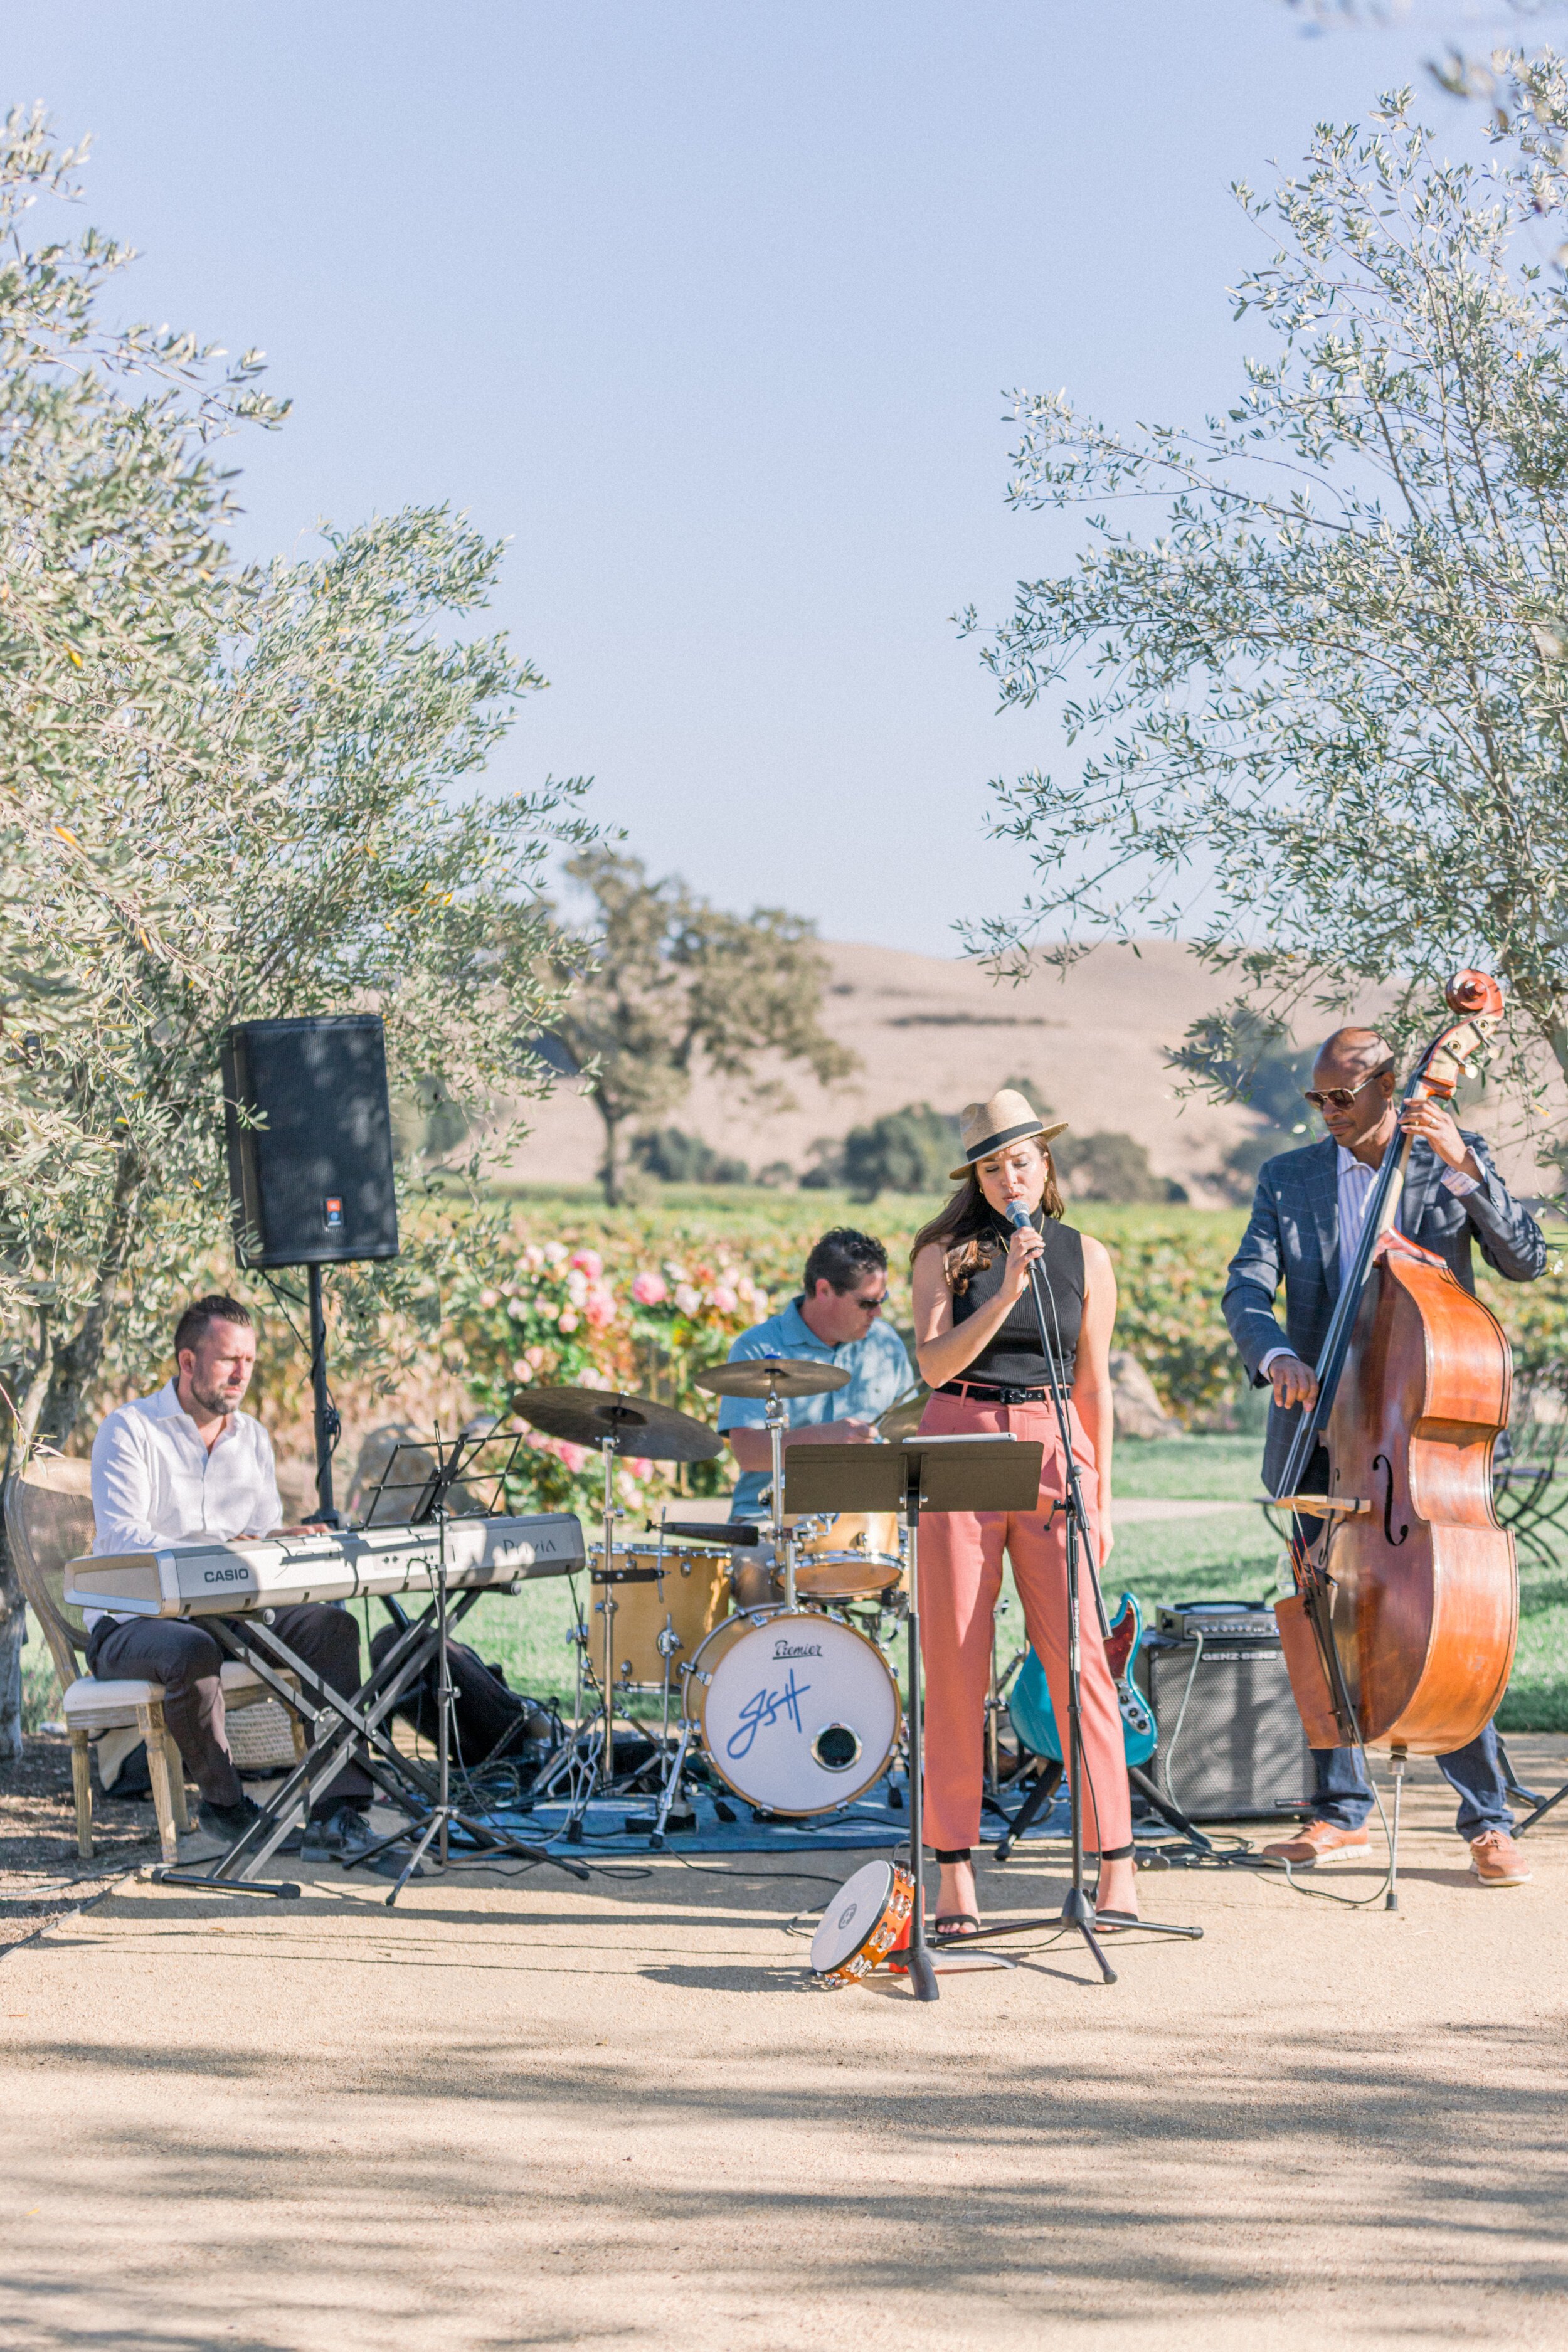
left=948, top=1089, right=1069, bottom=1182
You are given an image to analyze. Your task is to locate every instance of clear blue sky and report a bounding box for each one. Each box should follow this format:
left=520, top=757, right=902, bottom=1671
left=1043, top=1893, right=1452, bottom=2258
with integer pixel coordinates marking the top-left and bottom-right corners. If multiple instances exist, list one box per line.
left=0, top=1, right=1495, bottom=951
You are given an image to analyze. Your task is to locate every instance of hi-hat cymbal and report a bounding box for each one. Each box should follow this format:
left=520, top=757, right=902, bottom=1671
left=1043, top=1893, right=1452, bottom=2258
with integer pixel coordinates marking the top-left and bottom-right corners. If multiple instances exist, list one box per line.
left=513, top=1387, right=723, bottom=1463
left=876, top=1385, right=931, bottom=1441
left=694, top=1355, right=850, bottom=1401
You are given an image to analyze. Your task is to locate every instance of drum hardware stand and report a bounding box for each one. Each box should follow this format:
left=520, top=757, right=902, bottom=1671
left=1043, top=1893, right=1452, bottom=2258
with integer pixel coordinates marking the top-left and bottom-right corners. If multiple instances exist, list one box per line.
left=983, top=1601, right=1010, bottom=1799
left=559, top=1422, right=665, bottom=1843
left=598, top=1433, right=623, bottom=1781
left=649, top=1714, right=697, bottom=1848
left=760, top=1370, right=800, bottom=1611
left=644, top=1365, right=805, bottom=1851
left=999, top=1205, right=1202, bottom=1973
left=982, top=1608, right=1032, bottom=1823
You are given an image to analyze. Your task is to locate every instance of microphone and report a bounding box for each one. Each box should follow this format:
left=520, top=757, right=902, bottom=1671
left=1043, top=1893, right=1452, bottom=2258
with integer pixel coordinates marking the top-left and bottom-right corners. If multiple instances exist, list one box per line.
left=1004, top=1200, right=1031, bottom=1232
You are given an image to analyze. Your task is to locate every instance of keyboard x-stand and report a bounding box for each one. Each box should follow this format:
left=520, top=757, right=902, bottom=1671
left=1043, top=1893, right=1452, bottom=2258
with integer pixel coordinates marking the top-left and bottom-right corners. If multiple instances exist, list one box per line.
left=64, top=1481, right=594, bottom=1901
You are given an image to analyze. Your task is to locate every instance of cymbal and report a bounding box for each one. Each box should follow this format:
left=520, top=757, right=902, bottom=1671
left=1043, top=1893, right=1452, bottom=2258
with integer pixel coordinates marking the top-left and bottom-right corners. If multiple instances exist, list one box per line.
left=513, top=1387, right=723, bottom=1463
left=694, top=1355, right=850, bottom=1401
left=876, top=1385, right=930, bottom=1441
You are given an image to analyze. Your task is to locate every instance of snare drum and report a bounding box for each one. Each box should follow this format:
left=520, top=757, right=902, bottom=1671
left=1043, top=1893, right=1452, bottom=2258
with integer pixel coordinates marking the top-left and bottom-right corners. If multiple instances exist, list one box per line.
left=790, top=1511, right=904, bottom=1602
left=682, top=1608, right=901, bottom=1813
left=591, top=1545, right=731, bottom=1690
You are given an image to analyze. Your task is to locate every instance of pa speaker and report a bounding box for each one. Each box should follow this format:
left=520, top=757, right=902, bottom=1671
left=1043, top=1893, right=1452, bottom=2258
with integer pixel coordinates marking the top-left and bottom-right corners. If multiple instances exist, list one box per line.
left=222, top=1015, right=399, bottom=1269
left=1136, top=1602, right=1311, bottom=1821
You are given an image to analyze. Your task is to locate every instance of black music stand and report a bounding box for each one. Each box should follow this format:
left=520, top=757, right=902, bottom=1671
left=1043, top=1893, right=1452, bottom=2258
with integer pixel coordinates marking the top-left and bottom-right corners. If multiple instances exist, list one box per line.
left=785, top=1435, right=1042, bottom=2002
left=353, top=1429, right=576, bottom=1903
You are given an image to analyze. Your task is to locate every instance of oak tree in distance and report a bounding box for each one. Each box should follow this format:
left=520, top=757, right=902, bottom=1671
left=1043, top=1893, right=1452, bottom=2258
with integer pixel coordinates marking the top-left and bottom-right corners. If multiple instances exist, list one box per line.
left=547, top=847, right=856, bottom=1204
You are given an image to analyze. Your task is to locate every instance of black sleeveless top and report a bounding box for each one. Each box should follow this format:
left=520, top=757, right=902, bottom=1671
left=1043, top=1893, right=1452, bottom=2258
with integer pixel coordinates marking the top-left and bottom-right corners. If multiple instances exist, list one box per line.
left=950, top=1213, right=1084, bottom=1388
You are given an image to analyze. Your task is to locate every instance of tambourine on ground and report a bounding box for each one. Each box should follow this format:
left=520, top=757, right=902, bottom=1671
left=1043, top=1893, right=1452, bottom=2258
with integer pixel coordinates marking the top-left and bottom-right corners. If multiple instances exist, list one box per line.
left=810, top=1859, right=914, bottom=1985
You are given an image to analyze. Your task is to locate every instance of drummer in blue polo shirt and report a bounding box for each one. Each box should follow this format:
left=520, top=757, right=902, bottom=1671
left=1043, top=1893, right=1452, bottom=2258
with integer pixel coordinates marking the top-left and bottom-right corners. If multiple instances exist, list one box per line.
left=719, top=1229, right=915, bottom=1547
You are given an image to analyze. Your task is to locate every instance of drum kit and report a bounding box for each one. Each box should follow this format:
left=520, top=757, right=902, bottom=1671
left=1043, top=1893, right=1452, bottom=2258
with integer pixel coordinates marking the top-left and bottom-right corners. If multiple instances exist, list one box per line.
left=513, top=1359, right=917, bottom=1841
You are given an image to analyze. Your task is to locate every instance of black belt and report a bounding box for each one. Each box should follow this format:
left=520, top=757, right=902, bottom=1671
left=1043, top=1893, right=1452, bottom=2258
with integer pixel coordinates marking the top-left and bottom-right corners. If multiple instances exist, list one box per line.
left=936, top=1379, right=1049, bottom=1405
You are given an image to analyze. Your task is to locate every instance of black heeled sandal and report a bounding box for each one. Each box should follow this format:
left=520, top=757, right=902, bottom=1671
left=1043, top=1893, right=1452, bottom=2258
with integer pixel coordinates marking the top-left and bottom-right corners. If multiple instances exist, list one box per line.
left=1094, top=1842, right=1140, bottom=1929
left=933, top=1848, right=980, bottom=1939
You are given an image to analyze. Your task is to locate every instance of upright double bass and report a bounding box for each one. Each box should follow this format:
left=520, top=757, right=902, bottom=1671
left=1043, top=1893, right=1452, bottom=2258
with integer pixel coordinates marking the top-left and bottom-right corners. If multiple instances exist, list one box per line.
left=1273, top=973, right=1518, bottom=1759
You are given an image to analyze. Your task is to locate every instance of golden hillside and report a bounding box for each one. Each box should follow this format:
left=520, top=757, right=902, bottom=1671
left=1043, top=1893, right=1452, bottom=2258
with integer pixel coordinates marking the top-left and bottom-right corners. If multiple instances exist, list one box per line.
left=513, top=939, right=1279, bottom=1200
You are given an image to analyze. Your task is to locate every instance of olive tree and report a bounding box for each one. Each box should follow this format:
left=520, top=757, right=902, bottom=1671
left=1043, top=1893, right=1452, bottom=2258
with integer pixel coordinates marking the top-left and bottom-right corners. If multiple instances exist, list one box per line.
left=965, top=74, right=1568, bottom=1130
left=0, top=109, right=585, bottom=1751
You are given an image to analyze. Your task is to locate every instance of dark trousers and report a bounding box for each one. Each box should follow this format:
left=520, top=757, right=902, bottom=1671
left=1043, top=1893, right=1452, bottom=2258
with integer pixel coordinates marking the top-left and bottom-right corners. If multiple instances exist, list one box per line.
left=1312, top=1724, right=1513, bottom=1841
left=87, top=1604, right=372, bottom=1813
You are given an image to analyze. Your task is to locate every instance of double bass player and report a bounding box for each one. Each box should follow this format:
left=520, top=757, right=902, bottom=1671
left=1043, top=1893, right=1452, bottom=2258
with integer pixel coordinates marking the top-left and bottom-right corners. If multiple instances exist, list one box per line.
left=1224, top=1025, right=1546, bottom=1887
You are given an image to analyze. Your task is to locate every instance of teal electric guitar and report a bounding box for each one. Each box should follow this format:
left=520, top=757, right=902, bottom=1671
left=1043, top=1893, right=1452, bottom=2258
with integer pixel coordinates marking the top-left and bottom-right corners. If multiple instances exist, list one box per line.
left=1007, top=1590, right=1157, bottom=1769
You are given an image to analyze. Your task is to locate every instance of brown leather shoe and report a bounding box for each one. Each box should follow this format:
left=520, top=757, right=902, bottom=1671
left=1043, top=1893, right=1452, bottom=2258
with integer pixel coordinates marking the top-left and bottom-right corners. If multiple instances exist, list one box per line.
left=1259, top=1819, right=1372, bottom=1867
left=1470, top=1830, right=1532, bottom=1887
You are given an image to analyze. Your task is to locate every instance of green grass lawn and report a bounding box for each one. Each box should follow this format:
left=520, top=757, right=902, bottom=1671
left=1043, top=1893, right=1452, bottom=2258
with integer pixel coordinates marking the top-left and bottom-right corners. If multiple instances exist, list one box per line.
left=24, top=1433, right=1567, bottom=1733
left=1110, top=1433, right=1264, bottom=1502
left=449, top=1433, right=1568, bottom=1735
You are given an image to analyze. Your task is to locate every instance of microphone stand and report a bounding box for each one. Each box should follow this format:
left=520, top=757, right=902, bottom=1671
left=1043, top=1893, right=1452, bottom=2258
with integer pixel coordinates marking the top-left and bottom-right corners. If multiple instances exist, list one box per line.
left=999, top=1203, right=1200, bottom=1973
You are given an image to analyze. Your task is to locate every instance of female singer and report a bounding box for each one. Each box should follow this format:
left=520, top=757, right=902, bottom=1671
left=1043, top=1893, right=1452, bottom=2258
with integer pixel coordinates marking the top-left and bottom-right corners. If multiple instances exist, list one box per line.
left=911, top=1088, right=1135, bottom=1932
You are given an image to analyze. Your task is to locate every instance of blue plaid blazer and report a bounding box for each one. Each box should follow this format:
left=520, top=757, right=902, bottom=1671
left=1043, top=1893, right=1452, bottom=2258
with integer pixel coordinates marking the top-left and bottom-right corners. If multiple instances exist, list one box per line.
left=1222, top=1131, right=1546, bottom=1496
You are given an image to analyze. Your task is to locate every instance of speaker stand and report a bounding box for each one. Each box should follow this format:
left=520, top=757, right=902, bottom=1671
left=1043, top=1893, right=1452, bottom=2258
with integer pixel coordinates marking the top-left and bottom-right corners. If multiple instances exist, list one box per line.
left=305, top=1264, right=341, bottom=1528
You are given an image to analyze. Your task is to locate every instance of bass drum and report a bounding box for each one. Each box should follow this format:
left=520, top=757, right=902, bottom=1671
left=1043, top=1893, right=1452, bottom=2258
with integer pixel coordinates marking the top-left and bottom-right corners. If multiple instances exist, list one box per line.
left=684, top=1609, right=901, bottom=1814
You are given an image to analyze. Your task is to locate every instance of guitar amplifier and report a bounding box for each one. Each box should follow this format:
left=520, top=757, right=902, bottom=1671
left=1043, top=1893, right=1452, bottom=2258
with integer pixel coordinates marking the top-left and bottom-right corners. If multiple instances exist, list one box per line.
left=1135, top=1601, right=1312, bottom=1821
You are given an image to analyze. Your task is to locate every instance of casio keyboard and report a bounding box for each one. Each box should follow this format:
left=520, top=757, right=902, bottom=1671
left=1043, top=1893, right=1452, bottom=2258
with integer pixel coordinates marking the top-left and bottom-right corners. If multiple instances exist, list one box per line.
left=63, top=1512, right=586, bottom=1620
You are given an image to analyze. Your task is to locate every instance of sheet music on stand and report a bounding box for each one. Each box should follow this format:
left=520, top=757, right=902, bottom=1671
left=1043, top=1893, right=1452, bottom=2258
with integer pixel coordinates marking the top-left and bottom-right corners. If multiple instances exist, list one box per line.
left=363, top=1426, right=539, bottom=1528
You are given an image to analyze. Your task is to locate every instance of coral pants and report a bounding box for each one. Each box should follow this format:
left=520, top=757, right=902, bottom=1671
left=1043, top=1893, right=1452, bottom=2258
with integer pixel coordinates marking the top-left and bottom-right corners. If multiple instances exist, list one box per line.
left=916, top=1389, right=1132, bottom=1855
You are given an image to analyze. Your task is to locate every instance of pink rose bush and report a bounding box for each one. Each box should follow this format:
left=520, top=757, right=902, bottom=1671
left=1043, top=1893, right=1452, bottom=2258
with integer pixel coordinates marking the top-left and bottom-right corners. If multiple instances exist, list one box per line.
left=447, top=1232, right=770, bottom=1520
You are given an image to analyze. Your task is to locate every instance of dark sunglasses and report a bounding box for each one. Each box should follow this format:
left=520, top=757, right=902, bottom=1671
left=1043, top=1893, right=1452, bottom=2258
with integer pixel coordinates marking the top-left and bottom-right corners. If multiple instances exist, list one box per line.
left=1302, top=1070, right=1385, bottom=1112
left=847, top=1292, right=886, bottom=1314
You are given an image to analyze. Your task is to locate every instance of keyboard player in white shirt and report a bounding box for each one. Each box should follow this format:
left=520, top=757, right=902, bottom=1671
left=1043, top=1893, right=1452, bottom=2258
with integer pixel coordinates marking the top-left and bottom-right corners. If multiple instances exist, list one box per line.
left=86, top=1294, right=383, bottom=1863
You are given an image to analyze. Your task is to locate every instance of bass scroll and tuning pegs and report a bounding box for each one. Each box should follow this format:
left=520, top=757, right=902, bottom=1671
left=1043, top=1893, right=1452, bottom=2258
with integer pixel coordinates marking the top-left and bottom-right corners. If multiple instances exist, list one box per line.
left=1445, top=968, right=1505, bottom=1020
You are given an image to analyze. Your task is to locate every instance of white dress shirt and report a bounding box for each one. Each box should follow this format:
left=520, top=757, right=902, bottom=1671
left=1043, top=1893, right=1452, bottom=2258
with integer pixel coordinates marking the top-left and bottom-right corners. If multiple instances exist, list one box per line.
left=87, top=1379, right=283, bottom=1629
left=1333, top=1143, right=1380, bottom=1283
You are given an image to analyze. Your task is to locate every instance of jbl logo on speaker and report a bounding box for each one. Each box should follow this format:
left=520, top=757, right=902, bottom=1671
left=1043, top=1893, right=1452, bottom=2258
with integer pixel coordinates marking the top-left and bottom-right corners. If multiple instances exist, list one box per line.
left=323, top=1197, right=344, bottom=1230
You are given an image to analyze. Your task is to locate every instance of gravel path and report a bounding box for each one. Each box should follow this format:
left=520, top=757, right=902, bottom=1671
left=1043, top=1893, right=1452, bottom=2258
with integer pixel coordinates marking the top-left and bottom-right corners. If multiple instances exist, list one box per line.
left=3, top=1735, right=1566, bottom=2349
left=0, top=1733, right=170, bottom=1957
